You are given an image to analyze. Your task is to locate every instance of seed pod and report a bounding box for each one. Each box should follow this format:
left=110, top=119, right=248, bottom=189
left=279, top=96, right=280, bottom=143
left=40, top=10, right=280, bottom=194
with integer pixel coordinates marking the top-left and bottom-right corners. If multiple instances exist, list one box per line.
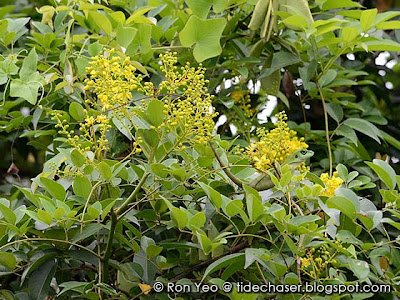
left=248, top=0, right=270, bottom=31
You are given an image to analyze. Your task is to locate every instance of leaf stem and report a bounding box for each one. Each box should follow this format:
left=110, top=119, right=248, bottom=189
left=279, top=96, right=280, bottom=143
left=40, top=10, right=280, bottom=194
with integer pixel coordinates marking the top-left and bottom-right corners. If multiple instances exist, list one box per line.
left=115, top=172, right=150, bottom=218
left=315, top=81, right=333, bottom=177
left=209, top=141, right=243, bottom=188
left=102, top=210, right=117, bottom=282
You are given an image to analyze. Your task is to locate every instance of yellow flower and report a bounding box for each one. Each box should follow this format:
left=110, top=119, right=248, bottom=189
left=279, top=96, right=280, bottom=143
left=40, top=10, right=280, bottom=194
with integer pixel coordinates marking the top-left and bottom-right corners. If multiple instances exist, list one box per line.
left=245, top=111, right=308, bottom=171
left=320, top=171, right=344, bottom=197
left=84, top=49, right=148, bottom=110
left=300, top=257, right=310, bottom=268
left=156, top=52, right=217, bottom=145
left=230, top=90, right=256, bottom=117
left=85, top=116, right=95, bottom=126
left=84, top=50, right=216, bottom=147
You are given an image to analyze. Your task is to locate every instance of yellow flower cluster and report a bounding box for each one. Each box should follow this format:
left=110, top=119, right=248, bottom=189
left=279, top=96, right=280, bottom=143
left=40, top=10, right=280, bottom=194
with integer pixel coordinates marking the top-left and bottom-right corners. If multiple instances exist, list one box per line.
left=84, top=50, right=216, bottom=149
left=52, top=110, right=111, bottom=158
left=320, top=171, right=344, bottom=197
left=157, top=52, right=217, bottom=146
left=245, top=111, right=308, bottom=171
left=84, top=49, right=152, bottom=111
left=230, top=90, right=256, bottom=117
left=300, top=245, right=338, bottom=280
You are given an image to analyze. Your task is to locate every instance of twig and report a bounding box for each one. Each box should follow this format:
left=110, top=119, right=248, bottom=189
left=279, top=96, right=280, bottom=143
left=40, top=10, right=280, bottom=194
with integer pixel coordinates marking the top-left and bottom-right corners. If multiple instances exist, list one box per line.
left=315, top=81, right=333, bottom=177
left=102, top=211, right=117, bottom=282
left=209, top=142, right=243, bottom=188
left=115, top=172, right=150, bottom=218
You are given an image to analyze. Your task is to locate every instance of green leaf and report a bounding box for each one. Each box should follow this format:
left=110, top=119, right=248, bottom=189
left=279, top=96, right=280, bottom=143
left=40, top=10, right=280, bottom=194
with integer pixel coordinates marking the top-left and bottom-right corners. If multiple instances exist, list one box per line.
left=260, top=70, right=281, bottom=96
left=335, top=188, right=360, bottom=212
left=71, top=149, right=85, bottom=167
left=348, top=259, right=370, bottom=280
left=282, top=15, right=308, bottom=30
left=336, top=124, right=358, bottom=144
left=376, top=20, right=400, bottom=30
left=380, top=130, right=400, bottom=150
left=146, top=100, right=164, bottom=127
left=360, top=9, right=377, bottom=32
left=72, top=223, right=105, bottom=243
left=199, top=182, right=222, bottom=209
left=40, top=177, right=66, bottom=201
left=0, top=203, right=16, bottom=224
left=170, top=207, right=188, bottom=229
left=179, top=15, right=226, bottom=62
left=244, top=185, right=264, bottom=223
left=336, top=164, right=348, bottom=181
left=10, top=78, right=42, bottom=105
left=146, top=244, right=163, bottom=259
left=185, top=0, right=212, bottom=19
left=287, top=215, right=321, bottom=233
left=150, top=163, right=169, bottom=178
left=342, top=26, right=359, bottom=42
left=88, top=41, right=103, bottom=56
left=137, top=128, right=159, bottom=148
left=127, top=23, right=152, bottom=55
left=171, top=168, right=186, bottom=182
left=337, top=230, right=363, bottom=245
left=20, top=48, right=38, bottom=81
left=0, top=19, right=8, bottom=37
left=69, top=102, right=85, bottom=121
left=318, top=69, right=337, bottom=87
left=28, top=259, right=57, bottom=300
left=196, top=230, right=212, bottom=254
left=361, top=39, right=400, bottom=52
left=224, top=199, right=244, bottom=217
left=279, top=171, right=291, bottom=187
left=53, top=207, right=66, bottom=219
left=343, top=118, right=381, bottom=143
left=58, top=281, right=93, bottom=297
left=87, top=202, right=101, bottom=219
left=0, top=55, right=18, bottom=85
left=116, top=25, right=137, bottom=48
left=261, top=51, right=301, bottom=78
left=285, top=0, right=314, bottom=25
left=267, top=204, right=286, bottom=221
left=303, top=173, right=324, bottom=189
left=202, top=253, right=245, bottom=281
left=326, top=196, right=357, bottom=219
left=37, top=209, right=53, bottom=225
left=98, top=161, right=112, bottom=181
left=188, top=212, right=206, bottom=231
left=101, top=199, right=117, bottom=220
left=73, top=176, right=92, bottom=199
left=322, top=0, right=362, bottom=10
left=90, top=11, right=112, bottom=35
left=0, top=253, right=16, bottom=270
left=244, top=248, right=272, bottom=269
left=365, top=159, right=396, bottom=190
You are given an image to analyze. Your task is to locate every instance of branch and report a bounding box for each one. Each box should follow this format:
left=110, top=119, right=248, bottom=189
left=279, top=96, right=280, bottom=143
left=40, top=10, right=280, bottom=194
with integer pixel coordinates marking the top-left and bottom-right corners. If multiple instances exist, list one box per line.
left=209, top=142, right=243, bottom=188
left=102, top=211, right=117, bottom=282
left=115, top=172, right=149, bottom=218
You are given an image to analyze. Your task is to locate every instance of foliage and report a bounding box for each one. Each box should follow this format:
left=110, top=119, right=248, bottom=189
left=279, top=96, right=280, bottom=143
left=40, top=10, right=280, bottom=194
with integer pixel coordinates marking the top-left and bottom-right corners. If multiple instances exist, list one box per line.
left=1, top=0, right=400, bottom=299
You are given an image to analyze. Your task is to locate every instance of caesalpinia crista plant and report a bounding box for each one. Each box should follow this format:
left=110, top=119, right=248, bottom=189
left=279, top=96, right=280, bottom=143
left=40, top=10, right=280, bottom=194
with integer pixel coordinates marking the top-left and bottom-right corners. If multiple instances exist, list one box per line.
left=0, top=48, right=397, bottom=299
